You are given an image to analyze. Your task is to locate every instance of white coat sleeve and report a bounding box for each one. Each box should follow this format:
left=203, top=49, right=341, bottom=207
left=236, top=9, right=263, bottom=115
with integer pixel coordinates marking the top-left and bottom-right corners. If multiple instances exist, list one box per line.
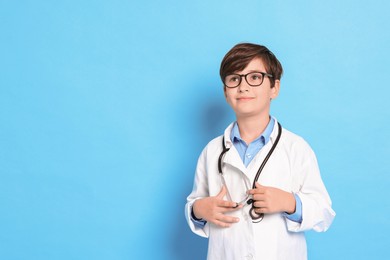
left=184, top=147, right=210, bottom=238
left=286, top=139, right=336, bottom=232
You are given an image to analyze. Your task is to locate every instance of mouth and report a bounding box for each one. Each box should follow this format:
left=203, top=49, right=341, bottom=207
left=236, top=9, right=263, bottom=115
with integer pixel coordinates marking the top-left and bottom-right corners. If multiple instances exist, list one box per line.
left=237, top=97, right=254, bottom=101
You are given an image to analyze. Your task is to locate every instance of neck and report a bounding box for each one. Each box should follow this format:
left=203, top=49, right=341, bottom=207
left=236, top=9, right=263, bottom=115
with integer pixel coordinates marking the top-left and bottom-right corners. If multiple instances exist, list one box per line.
left=236, top=114, right=270, bottom=144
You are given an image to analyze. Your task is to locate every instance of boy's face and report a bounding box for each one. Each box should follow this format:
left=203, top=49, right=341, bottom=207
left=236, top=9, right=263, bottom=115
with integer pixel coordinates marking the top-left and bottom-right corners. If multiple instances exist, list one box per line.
left=224, top=58, right=280, bottom=119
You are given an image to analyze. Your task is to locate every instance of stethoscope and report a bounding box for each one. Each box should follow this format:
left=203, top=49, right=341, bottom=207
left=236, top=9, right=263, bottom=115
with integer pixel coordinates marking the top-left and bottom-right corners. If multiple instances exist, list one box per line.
left=218, top=122, right=282, bottom=223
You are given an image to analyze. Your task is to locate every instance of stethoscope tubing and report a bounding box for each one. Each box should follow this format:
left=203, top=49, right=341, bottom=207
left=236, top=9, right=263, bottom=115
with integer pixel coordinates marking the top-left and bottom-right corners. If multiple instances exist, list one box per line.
left=218, top=122, right=282, bottom=222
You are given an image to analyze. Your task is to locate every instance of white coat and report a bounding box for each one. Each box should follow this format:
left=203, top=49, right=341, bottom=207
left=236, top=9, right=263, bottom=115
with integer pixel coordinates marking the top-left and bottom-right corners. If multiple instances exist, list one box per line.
left=185, top=119, right=335, bottom=260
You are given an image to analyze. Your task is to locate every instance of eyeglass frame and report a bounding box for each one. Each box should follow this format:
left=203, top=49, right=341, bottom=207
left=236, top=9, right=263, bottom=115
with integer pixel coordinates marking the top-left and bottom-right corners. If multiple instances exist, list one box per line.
left=223, top=71, right=273, bottom=88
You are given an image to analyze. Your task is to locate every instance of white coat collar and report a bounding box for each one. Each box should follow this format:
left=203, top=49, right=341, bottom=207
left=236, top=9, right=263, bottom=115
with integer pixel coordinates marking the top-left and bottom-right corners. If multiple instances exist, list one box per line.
left=221, top=117, right=282, bottom=175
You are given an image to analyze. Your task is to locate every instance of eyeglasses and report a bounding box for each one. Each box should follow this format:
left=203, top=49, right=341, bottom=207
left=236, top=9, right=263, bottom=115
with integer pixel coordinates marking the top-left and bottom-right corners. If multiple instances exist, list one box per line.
left=224, top=71, right=273, bottom=88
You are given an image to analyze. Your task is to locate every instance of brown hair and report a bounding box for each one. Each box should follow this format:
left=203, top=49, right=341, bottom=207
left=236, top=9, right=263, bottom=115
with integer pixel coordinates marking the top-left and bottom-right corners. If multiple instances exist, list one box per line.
left=220, top=43, right=283, bottom=88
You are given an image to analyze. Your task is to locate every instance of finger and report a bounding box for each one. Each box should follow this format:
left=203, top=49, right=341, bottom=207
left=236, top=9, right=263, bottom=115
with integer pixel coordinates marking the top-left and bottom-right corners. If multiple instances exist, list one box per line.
left=219, top=203, right=244, bottom=212
left=255, top=207, right=267, bottom=214
left=255, top=204, right=272, bottom=214
left=218, top=199, right=240, bottom=209
left=209, top=213, right=240, bottom=228
left=252, top=193, right=266, bottom=201
left=254, top=201, right=267, bottom=208
left=247, top=189, right=254, bottom=195
left=213, top=220, right=233, bottom=228
left=217, top=214, right=240, bottom=224
left=247, top=188, right=260, bottom=195
left=247, top=183, right=265, bottom=195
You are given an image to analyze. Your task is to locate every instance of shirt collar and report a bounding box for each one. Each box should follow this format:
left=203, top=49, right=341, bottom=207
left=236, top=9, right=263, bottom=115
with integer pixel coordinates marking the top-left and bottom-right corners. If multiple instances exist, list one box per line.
left=230, top=117, right=275, bottom=145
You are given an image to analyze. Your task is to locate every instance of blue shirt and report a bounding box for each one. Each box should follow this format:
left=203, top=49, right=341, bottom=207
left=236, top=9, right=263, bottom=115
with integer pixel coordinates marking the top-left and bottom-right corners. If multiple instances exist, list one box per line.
left=230, top=118, right=275, bottom=167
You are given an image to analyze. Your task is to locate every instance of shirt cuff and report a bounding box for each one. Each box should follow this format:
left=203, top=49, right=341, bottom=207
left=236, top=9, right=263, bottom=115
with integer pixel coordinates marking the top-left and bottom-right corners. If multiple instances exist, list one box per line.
left=282, top=193, right=303, bottom=223
left=191, top=206, right=207, bottom=227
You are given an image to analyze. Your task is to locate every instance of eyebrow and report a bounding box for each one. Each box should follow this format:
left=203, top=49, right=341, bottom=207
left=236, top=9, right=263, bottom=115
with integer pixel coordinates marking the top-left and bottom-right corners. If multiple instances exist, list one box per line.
left=232, top=70, right=264, bottom=74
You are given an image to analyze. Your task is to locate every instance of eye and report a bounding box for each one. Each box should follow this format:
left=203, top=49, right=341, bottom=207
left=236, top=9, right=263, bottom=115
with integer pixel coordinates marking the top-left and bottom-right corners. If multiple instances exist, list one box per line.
left=250, top=73, right=262, bottom=80
left=227, top=75, right=240, bottom=82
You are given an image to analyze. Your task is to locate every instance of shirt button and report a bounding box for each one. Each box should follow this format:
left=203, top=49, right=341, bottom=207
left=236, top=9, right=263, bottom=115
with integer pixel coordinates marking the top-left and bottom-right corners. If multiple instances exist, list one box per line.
left=246, top=154, right=252, bottom=158
left=245, top=254, right=254, bottom=259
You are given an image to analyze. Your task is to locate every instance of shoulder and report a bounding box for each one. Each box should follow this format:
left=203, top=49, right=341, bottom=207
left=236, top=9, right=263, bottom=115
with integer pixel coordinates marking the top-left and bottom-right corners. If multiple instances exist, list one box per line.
left=280, top=127, right=315, bottom=156
left=281, top=127, right=305, bottom=144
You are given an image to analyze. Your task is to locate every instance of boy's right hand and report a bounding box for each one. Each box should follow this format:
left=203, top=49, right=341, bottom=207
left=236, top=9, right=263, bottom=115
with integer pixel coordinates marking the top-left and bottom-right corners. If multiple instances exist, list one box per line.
left=192, top=185, right=242, bottom=228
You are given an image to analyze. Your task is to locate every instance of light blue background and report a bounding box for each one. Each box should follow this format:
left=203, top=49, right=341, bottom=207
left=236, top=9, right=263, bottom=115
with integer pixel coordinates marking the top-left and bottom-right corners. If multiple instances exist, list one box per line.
left=1, top=0, right=389, bottom=259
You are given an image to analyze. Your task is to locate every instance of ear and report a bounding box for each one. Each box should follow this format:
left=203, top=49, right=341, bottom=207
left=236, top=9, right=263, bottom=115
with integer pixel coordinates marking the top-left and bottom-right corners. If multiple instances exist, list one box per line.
left=270, top=80, right=280, bottom=100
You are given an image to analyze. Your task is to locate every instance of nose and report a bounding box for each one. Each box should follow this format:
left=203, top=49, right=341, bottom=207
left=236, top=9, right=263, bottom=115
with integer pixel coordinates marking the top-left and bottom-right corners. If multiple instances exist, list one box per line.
left=238, top=76, right=250, bottom=92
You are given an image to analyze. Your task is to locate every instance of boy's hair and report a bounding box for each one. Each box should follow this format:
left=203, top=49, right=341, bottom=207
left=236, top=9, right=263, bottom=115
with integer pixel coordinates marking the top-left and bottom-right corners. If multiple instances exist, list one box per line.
left=220, top=43, right=283, bottom=88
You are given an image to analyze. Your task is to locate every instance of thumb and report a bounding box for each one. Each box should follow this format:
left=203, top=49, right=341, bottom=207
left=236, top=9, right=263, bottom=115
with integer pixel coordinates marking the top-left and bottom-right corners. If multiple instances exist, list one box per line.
left=216, top=185, right=227, bottom=199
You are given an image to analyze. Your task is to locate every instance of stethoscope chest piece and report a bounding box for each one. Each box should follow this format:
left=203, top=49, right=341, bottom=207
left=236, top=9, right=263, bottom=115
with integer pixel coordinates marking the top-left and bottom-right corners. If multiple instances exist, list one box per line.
left=249, top=207, right=264, bottom=223
left=247, top=198, right=264, bottom=222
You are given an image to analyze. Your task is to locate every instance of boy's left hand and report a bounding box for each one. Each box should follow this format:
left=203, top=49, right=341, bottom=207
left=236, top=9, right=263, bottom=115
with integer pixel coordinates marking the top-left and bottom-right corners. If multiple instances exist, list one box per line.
left=247, top=182, right=296, bottom=215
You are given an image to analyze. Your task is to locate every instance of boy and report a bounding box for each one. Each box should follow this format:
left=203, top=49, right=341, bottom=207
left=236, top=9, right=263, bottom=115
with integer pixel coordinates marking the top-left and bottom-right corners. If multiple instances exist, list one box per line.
left=185, top=43, right=335, bottom=260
